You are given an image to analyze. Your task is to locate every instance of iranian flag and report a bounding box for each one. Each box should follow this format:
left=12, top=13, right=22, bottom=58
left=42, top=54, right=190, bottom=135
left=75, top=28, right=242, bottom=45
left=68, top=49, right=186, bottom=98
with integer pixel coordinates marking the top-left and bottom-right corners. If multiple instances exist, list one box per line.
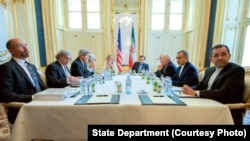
left=128, top=23, right=135, bottom=68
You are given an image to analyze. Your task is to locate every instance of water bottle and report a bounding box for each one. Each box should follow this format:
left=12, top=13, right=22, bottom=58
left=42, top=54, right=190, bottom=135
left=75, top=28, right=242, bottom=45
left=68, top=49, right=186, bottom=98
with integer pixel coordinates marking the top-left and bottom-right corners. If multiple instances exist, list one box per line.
left=80, top=78, right=86, bottom=95
left=160, top=74, right=164, bottom=82
left=87, top=80, right=92, bottom=95
left=165, top=76, right=172, bottom=96
left=126, top=75, right=132, bottom=94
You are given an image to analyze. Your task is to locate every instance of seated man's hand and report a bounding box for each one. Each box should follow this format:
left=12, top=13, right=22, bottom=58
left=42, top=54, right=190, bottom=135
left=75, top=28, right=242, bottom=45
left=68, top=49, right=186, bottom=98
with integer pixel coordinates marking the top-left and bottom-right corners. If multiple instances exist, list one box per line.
left=182, top=84, right=196, bottom=96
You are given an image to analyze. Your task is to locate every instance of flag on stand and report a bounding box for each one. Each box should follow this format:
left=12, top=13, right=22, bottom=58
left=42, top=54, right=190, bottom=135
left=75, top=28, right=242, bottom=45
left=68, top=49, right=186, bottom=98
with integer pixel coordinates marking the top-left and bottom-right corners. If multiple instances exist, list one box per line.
left=128, top=23, right=135, bottom=68
left=116, top=23, right=123, bottom=73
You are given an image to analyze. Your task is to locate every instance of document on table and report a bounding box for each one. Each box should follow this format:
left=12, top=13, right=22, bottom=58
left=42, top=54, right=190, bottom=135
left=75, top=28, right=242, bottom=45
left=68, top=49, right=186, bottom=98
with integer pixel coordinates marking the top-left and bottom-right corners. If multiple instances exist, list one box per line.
left=33, top=88, right=80, bottom=100
left=148, top=95, right=176, bottom=104
left=87, top=94, right=112, bottom=104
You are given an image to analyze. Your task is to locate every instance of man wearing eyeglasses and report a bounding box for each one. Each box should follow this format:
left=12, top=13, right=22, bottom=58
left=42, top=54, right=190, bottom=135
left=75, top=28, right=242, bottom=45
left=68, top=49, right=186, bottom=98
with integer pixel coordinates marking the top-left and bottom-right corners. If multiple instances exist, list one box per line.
left=182, top=44, right=245, bottom=125
left=0, top=38, right=47, bottom=124
left=45, top=49, right=81, bottom=88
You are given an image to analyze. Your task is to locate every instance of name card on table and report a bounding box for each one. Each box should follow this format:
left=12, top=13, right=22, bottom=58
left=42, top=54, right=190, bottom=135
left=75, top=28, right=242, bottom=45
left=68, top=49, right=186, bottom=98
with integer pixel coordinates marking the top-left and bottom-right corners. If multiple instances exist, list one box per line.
left=33, top=88, right=80, bottom=101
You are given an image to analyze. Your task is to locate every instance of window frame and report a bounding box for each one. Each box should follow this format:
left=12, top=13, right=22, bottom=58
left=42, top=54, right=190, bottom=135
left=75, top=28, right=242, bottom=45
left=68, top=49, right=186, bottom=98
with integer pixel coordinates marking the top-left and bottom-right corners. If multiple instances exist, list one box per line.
left=149, top=0, right=184, bottom=31
left=65, top=0, right=103, bottom=31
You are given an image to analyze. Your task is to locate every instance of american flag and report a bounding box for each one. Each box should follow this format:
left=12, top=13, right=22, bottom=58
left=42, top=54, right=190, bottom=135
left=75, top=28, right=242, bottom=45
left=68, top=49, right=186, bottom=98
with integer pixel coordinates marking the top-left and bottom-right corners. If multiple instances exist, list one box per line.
left=116, top=23, right=122, bottom=73
left=128, top=23, right=135, bottom=68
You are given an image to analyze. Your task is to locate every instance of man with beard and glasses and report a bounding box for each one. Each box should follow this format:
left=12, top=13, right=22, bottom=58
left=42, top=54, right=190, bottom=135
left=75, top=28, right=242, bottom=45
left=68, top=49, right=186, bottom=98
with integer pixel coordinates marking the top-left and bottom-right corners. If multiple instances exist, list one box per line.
left=182, top=44, right=245, bottom=125
left=0, top=38, right=46, bottom=124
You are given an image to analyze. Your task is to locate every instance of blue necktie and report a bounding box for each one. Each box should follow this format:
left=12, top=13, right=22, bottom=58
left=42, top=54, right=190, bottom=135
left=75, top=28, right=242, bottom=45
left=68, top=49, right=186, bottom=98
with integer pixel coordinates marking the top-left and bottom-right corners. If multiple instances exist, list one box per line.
left=25, top=62, right=41, bottom=92
left=138, top=63, right=143, bottom=73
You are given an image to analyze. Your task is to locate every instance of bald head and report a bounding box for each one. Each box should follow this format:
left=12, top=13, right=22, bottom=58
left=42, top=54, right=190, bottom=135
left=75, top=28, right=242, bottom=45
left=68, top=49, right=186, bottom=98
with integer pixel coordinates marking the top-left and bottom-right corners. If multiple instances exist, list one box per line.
left=6, top=38, right=29, bottom=59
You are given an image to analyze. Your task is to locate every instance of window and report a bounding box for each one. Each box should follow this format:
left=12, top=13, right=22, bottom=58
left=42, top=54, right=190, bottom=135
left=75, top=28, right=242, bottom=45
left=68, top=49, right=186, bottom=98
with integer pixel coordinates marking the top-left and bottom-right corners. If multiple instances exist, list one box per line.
left=57, top=0, right=63, bottom=27
left=151, top=0, right=183, bottom=31
left=68, top=0, right=82, bottom=28
left=87, top=0, right=101, bottom=29
left=242, top=25, right=250, bottom=66
left=67, top=0, right=101, bottom=29
left=151, top=0, right=165, bottom=30
left=169, top=0, right=183, bottom=30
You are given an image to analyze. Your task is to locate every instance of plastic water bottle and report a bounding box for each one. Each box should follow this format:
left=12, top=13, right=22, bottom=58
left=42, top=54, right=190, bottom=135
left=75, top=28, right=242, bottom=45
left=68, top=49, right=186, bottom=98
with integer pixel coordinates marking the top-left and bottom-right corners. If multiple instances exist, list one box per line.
left=80, top=78, right=86, bottom=95
left=126, top=75, right=132, bottom=94
left=243, top=109, right=250, bottom=125
left=165, top=76, right=172, bottom=96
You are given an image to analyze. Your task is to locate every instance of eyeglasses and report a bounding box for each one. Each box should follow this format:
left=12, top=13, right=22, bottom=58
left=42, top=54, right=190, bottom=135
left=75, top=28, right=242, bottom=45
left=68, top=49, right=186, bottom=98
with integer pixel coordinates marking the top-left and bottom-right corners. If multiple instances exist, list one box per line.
left=64, top=56, right=72, bottom=61
left=16, top=43, right=28, bottom=48
left=212, top=52, right=229, bottom=58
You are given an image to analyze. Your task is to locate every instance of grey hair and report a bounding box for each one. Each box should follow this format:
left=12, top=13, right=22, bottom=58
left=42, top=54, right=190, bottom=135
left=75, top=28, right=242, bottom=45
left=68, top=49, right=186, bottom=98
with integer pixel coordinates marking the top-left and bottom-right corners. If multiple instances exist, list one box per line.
left=78, top=48, right=90, bottom=57
left=161, top=53, right=173, bottom=61
left=55, top=49, right=72, bottom=60
left=89, top=54, right=96, bottom=61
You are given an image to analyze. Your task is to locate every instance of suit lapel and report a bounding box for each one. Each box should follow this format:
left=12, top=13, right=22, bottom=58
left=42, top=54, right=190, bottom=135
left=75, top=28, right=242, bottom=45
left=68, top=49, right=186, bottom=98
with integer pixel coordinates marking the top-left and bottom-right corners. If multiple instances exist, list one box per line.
left=14, top=61, right=34, bottom=87
left=56, top=61, right=67, bottom=78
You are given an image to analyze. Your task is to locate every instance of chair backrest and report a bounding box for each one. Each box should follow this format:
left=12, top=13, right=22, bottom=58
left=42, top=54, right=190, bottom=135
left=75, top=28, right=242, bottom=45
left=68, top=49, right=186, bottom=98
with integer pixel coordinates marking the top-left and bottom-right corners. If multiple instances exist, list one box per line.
left=243, top=76, right=250, bottom=102
left=37, top=69, right=46, bottom=87
left=0, top=50, right=11, bottom=65
left=0, top=104, right=10, bottom=140
left=198, top=70, right=205, bottom=82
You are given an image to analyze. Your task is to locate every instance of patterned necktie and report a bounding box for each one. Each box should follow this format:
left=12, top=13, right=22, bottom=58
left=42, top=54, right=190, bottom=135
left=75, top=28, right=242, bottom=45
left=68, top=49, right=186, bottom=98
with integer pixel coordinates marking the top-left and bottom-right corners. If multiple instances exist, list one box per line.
left=64, top=66, right=71, bottom=77
left=25, top=62, right=41, bottom=92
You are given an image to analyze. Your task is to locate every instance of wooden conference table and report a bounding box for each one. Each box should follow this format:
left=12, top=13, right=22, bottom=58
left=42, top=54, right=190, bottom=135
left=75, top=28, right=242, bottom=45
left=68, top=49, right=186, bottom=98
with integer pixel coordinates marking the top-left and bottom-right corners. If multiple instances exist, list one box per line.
left=10, top=74, right=234, bottom=141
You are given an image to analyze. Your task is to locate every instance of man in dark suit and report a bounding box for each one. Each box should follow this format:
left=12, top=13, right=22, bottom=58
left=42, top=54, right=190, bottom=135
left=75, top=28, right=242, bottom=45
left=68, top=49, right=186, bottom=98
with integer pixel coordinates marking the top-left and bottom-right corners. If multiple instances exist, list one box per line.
left=0, top=38, right=47, bottom=124
left=45, top=49, right=81, bottom=88
left=172, top=50, right=198, bottom=86
left=70, top=48, right=94, bottom=78
left=132, top=55, right=149, bottom=73
left=154, top=53, right=177, bottom=78
left=182, top=44, right=245, bottom=124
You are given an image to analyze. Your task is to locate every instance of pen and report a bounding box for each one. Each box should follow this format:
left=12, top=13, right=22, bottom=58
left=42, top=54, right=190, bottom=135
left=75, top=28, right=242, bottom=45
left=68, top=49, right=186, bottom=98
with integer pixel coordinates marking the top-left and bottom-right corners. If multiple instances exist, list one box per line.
left=96, top=95, right=108, bottom=97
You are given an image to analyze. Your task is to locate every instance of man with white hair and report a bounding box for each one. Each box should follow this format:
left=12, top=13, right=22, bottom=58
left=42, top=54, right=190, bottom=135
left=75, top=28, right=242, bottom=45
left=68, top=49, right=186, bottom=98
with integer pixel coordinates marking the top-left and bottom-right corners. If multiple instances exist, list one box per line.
left=45, top=49, right=81, bottom=88
left=70, top=48, right=94, bottom=78
left=154, top=53, right=177, bottom=78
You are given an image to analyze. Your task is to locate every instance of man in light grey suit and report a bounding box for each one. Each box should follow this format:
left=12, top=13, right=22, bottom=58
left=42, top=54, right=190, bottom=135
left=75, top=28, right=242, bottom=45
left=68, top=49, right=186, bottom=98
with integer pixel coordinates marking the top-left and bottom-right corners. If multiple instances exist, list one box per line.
left=0, top=38, right=47, bottom=124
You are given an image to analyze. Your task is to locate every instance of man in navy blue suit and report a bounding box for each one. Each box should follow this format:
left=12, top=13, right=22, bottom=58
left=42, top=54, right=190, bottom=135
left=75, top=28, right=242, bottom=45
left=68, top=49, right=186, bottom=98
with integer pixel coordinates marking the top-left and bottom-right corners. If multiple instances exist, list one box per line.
left=154, top=53, right=177, bottom=78
left=172, top=50, right=198, bottom=87
left=70, top=48, right=95, bottom=78
left=131, top=55, right=149, bottom=73
left=45, top=49, right=81, bottom=88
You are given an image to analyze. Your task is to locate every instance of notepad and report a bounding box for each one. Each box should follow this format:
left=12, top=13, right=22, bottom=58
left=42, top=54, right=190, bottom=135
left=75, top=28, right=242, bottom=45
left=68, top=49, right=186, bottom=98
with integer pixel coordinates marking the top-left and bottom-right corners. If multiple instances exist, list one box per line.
left=148, top=95, right=176, bottom=104
left=87, top=95, right=112, bottom=104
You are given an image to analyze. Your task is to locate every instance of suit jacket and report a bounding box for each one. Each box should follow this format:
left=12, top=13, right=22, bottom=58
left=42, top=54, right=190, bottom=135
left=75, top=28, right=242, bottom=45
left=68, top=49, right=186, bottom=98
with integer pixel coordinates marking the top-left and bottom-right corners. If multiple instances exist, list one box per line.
left=154, top=61, right=177, bottom=78
left=70, top=58, right=93, bottom=78
left=0, top=59, right=46, bottom=123
left=172, top=62, right=198, bottom=87
left=45, top=61, right=69, bottom=88
left=192, top=62, right=245, bottom=104
left=132, top=62, right=149, bottom=73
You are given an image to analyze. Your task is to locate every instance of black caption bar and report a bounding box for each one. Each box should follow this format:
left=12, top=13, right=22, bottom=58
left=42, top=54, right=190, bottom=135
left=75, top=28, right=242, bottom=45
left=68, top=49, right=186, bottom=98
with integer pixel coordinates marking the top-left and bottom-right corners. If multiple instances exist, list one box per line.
left=88, top=125, right=250, bottom=140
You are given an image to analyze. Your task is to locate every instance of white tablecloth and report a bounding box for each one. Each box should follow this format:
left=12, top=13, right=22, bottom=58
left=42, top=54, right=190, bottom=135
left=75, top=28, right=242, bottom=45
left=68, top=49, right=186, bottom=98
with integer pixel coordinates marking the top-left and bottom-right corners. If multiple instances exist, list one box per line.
left=10, top=74, right=234, bottom=141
